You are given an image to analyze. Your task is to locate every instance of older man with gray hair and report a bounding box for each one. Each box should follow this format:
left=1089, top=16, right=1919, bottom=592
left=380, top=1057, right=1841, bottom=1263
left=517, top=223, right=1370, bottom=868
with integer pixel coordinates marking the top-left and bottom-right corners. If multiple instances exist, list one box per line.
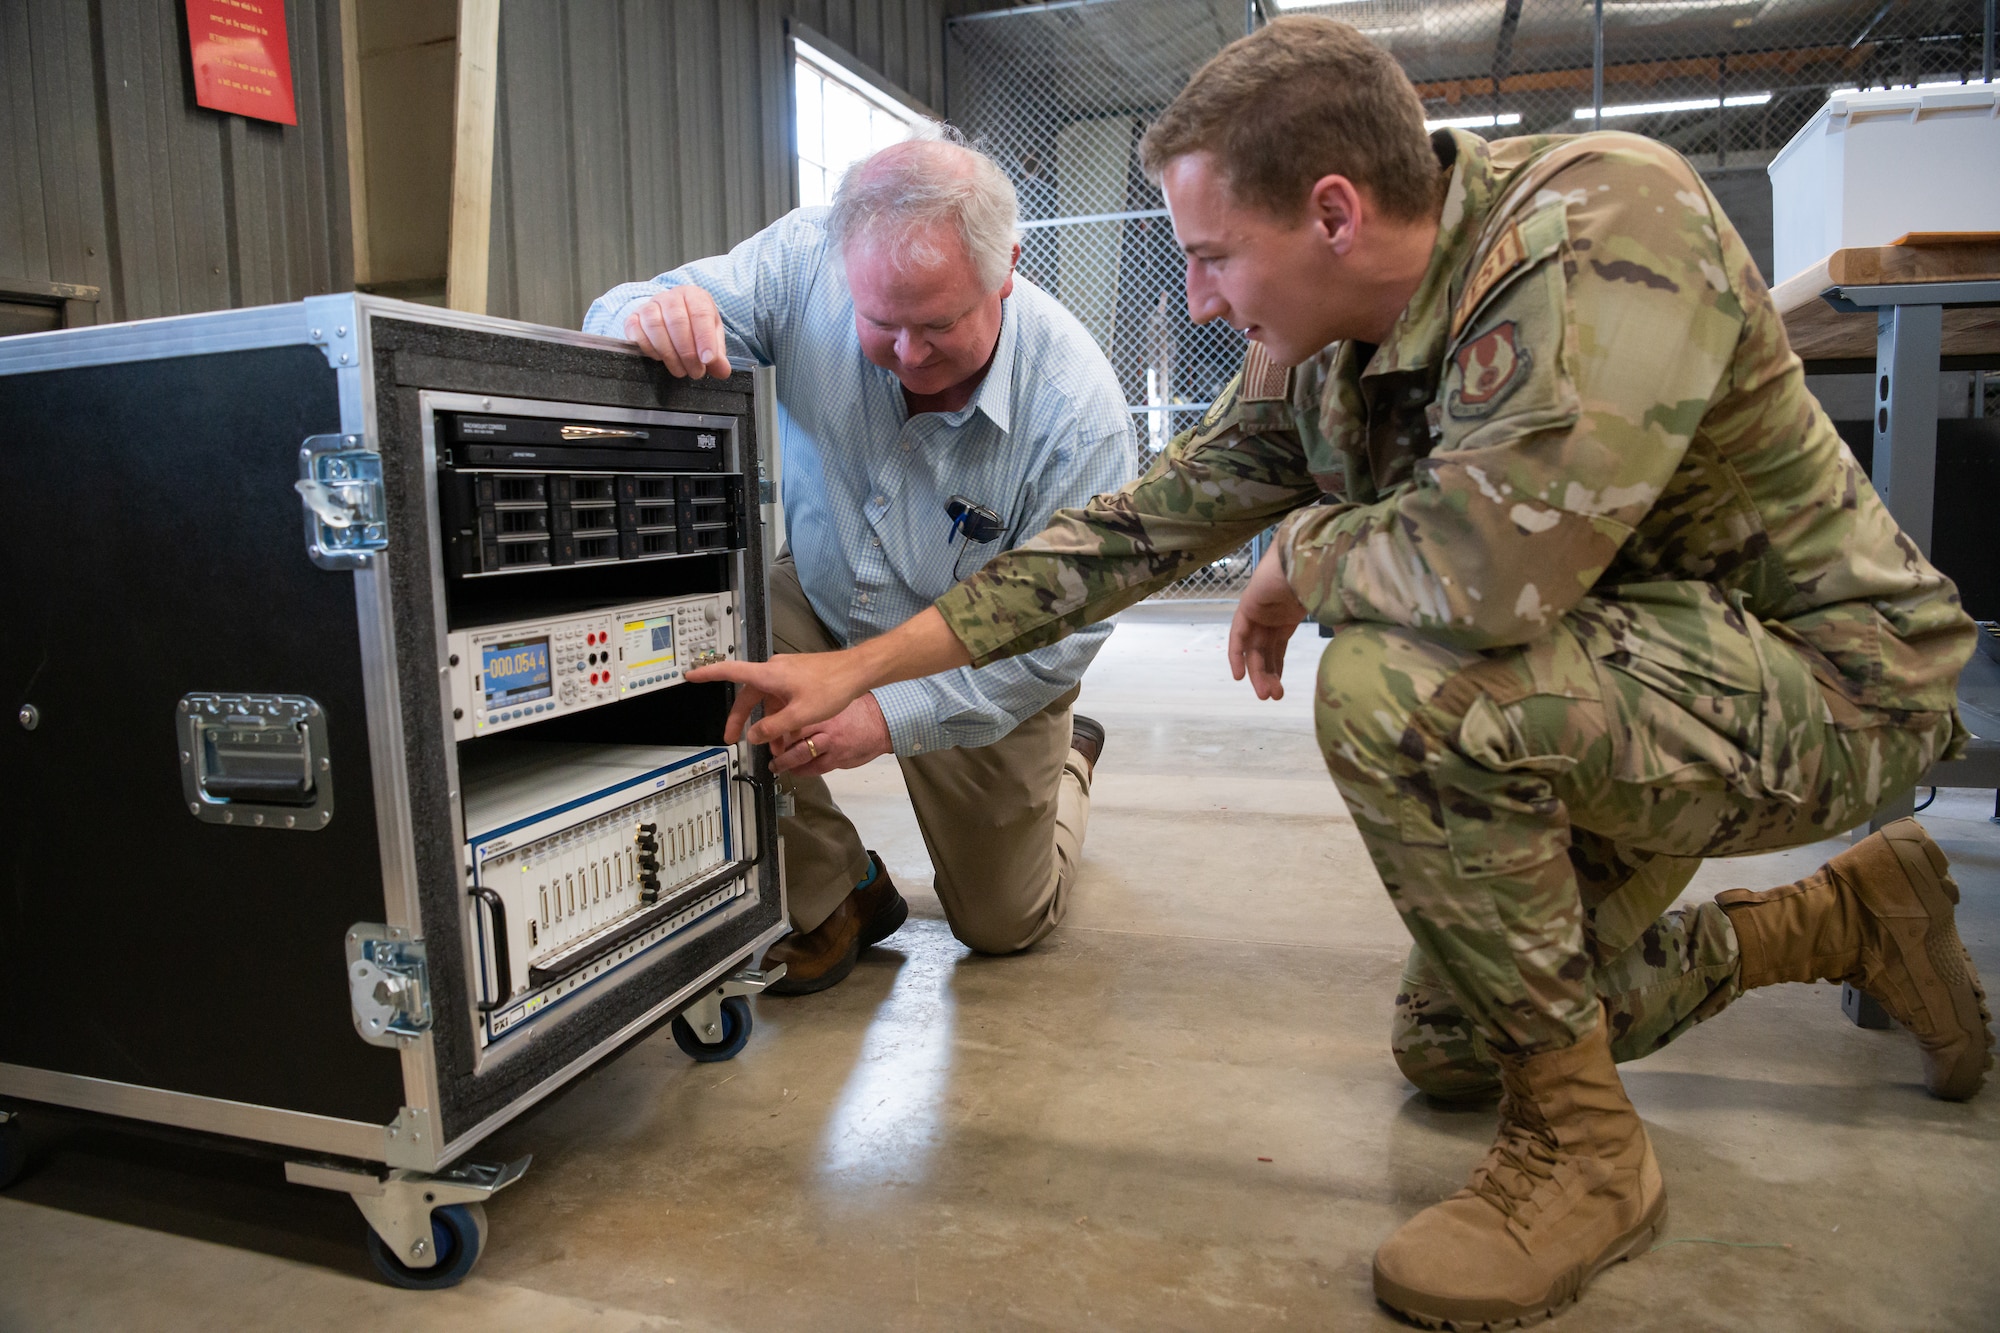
left=584, top=133, right=1134, bottom=995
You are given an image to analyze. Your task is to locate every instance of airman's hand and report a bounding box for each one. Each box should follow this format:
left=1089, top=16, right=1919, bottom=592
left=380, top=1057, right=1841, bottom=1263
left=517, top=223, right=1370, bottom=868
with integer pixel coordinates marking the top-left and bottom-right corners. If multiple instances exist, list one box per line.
left=623, top=287, right=733, bottom=378
left=686, top=652, right=872, bottom=748
left=1228, top=543, right=1308, bottom=700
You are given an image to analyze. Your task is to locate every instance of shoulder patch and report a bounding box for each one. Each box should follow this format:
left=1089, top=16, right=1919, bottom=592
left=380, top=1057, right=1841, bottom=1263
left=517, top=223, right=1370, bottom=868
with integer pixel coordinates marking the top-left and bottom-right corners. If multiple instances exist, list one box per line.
left=1452, top=224, right=1529, bottom=341
left=1240, top=340, right=1293, bottom=402
left=1448, top=320, right=1530, bottom=419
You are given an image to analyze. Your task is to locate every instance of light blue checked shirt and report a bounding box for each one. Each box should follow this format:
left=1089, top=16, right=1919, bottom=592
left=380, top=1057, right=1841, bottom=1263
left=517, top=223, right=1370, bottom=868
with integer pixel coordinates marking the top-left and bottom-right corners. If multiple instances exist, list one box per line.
left=584, top=207, right=1134, bottom=756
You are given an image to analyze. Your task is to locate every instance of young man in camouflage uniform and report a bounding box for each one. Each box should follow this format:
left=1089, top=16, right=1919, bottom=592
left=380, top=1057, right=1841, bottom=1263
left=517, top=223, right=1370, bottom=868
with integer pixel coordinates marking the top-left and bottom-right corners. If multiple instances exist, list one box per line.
left=693, top=16, right=1992, bottom=1328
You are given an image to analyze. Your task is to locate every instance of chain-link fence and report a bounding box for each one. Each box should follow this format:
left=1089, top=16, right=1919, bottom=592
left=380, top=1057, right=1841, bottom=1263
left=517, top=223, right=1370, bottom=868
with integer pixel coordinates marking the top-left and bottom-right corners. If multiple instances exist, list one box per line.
left=946, top=0, right=1995, bottom=599
left=1278, top=0, right=1993, bottom=271
left=947, top=0, right=1259, bottom=598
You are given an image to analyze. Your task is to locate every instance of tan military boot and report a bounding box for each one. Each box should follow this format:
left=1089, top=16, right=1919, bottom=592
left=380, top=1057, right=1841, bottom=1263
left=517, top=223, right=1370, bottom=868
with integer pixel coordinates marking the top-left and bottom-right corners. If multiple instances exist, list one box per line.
left=1716, top=817, right=1993, bottom=1101
left=1372, top=1013, right=1666, bottom=1329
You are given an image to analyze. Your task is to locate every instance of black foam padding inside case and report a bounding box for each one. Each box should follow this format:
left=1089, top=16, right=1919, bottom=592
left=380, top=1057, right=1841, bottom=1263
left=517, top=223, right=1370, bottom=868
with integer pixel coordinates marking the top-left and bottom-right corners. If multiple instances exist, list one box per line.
left=363, top=319, right=780, bottom=1144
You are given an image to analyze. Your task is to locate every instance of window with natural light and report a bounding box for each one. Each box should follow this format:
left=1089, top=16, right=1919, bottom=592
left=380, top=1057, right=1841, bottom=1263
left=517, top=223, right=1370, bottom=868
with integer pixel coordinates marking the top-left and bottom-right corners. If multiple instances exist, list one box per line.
left=794, top=40, right=923, bottom=208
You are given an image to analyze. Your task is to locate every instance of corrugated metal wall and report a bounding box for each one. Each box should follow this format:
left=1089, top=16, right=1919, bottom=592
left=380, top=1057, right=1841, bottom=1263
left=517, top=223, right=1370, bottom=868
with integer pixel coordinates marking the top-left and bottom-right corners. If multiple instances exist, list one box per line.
left=485, top=0, right=964, bottom=330
left=1, top=0, right=969, bottom=330
left=0, top=0, right=352, bottom=324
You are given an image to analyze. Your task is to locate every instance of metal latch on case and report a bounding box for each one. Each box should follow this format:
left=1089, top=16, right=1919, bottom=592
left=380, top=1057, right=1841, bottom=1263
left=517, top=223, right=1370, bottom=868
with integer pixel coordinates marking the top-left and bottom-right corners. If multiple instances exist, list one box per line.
left=297, top=433, right=388, bottom=570
left=347, top=925, right=432, bottom=1047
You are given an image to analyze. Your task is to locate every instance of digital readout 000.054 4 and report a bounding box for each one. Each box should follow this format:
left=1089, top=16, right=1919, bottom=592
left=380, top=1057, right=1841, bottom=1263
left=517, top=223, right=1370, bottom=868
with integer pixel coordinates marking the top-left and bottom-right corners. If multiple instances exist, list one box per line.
left=484, top=636, right=552, bottom=708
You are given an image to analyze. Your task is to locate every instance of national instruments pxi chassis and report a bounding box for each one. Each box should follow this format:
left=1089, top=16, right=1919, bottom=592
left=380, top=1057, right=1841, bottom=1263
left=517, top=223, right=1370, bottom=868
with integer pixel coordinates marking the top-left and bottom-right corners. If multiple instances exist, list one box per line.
left=0, top=296, right=788, bottom=1289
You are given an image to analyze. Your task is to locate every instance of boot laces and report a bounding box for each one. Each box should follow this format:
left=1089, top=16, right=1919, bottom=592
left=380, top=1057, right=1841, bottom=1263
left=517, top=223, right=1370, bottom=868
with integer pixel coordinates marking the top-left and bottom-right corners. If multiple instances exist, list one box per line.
left=1468, top=1120, right=1561, bottom=1220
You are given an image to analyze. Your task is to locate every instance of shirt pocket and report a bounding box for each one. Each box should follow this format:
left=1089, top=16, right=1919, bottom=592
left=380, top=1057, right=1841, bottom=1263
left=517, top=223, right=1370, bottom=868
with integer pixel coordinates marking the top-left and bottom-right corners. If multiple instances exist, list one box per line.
left=949, top=534, right=1008, bottom=584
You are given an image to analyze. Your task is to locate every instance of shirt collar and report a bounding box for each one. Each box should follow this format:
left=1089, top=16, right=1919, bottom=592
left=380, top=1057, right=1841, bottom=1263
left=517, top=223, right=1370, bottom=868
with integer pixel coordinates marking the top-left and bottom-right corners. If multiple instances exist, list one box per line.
left=1355, top=128, right=1500, bottom=380
left=958, top=292, right=1016, bottom=433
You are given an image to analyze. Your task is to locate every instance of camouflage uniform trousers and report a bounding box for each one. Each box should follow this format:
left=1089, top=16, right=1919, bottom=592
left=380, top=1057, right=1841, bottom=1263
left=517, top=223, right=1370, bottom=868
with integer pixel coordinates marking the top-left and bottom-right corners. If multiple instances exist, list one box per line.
left=1311, top=579, right=1957, bottom=1099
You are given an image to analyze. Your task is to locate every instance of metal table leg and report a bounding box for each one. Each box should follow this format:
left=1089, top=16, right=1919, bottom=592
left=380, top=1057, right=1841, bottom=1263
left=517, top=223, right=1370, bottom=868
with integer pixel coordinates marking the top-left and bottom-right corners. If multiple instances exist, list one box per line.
left=1819, top=281, right=2000, bottom=1024
left=1869, top=301, right=1944, bottom=555
left=1849, top=297, right=1939, bottom=1026
left=1864, top=301, right=1944, bottom=844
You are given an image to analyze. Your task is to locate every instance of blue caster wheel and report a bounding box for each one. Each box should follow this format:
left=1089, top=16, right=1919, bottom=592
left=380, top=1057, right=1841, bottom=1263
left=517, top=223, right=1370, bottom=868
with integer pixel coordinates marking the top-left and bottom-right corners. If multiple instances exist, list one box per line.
left=0, top=1114, right=24, bottom=1191
left=364, top=1201, right=487, bottom=1290
left=671, top=995, right=751, bottom=1062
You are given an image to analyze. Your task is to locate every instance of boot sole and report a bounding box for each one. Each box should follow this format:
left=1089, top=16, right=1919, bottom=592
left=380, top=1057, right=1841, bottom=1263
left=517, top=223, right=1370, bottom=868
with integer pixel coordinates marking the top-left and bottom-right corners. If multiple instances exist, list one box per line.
left=1374, top=1195, right=1668, bottom=1331
left=1872, top=821, right=1994, bottom=1101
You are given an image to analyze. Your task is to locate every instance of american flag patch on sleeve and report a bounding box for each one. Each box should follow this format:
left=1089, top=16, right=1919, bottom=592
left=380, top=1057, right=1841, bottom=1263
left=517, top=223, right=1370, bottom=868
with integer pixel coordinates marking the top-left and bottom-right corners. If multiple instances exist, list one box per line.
left=1240, top=341, right=1293, bottom=402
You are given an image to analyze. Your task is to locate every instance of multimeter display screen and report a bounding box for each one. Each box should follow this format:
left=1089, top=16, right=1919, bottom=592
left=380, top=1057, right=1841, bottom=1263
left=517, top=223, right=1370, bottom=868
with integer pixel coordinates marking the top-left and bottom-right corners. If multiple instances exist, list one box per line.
left=483, top=636, right=552, bottom=707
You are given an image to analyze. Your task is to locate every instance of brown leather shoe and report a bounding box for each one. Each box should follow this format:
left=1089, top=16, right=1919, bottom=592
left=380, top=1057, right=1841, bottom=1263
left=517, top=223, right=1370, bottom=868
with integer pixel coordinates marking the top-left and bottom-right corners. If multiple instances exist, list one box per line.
left=765, top=853, right=906, bottom=996
left=1717, top=818, right=1993, bottom=1100
left=1070, top=714, right=1106, bottom=778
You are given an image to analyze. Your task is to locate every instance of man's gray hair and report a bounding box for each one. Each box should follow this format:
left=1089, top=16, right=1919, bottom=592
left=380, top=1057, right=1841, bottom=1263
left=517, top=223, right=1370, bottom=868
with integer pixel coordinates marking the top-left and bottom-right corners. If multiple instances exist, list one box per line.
left=826, top=127, right=1021, bottom=292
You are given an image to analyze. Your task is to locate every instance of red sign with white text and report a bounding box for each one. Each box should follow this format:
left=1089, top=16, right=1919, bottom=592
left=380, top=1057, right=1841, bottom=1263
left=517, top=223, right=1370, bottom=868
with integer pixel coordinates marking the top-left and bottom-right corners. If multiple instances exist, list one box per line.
left=187, top=0, right=297, bottom=125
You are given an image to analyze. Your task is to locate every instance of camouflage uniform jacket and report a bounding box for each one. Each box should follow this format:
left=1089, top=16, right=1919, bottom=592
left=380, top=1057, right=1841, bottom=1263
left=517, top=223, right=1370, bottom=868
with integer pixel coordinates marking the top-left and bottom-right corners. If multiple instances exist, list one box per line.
left=934, top=128, right=1974, bottom=726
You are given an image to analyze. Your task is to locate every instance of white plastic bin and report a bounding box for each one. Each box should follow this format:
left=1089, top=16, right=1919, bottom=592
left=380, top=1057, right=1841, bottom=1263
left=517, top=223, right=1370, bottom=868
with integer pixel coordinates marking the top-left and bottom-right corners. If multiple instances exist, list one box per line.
left=1767, top=83, right=2000, bottom=285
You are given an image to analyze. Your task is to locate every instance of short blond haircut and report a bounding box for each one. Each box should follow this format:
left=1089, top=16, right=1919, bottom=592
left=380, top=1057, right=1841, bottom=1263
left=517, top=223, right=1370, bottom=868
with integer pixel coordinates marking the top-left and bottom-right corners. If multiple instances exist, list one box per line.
left=1139, top=16, right=1442, bottom=222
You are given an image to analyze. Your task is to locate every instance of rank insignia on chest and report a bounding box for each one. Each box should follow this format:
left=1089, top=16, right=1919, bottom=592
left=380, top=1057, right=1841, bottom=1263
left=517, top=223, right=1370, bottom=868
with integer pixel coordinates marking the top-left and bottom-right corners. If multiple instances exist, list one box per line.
left=1448, top=320, right=1529, bottom=419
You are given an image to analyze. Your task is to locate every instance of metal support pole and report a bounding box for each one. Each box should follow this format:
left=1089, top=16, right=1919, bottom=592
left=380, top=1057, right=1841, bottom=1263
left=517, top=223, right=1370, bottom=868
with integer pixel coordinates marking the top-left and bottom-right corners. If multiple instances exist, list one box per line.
left=1593, top=0, right=1605, bottom=129
left=1716, top=52, right=1728, bottom=167
left=1986, top=0, right=1996, bottom=82
left=1872, top=303, right=1944, bottom=556
left=1862, top=300, right=1942, bottom=841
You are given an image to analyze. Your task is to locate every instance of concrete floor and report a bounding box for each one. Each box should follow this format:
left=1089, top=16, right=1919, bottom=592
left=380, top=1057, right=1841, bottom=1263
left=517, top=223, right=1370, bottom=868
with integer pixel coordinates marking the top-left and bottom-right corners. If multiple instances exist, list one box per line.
left=4, top=616, right=1997, bottom=1331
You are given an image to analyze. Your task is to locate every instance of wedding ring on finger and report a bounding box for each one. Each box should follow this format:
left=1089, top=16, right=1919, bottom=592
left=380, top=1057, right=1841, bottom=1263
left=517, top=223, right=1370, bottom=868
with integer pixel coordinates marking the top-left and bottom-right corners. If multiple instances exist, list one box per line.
left=806, top=737, right=819, bottom=761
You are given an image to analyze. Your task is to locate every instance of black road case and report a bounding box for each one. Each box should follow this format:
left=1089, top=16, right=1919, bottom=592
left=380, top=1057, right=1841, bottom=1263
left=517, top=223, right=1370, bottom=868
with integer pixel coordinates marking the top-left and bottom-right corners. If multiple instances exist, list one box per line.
left=0, top=296, right=787, bottom=1287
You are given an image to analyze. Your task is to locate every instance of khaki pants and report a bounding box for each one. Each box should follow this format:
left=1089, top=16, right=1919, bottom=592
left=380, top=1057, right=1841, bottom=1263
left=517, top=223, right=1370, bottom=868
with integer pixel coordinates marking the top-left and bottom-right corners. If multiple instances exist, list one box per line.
left=767, top=557, right=1093, bottom=954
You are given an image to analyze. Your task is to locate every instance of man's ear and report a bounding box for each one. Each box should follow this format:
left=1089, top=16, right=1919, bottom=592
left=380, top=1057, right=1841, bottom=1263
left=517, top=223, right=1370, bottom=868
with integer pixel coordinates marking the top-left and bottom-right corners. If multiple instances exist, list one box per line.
left=1305, top=174, right=1364, bottom=257
left=997, top=242, right=1021, bottom=300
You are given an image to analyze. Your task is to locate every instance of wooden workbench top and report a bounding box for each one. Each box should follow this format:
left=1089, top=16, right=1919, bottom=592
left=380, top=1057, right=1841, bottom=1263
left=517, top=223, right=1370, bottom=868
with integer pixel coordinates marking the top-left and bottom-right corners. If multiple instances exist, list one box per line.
left=1772, top=233, right=2000, bottom=362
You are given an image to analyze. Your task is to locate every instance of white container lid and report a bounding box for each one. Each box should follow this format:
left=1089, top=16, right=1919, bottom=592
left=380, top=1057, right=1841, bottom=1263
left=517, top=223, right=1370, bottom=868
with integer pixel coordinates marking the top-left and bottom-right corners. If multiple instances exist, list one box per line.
left=1771, top=82, right=2000, bottom=178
